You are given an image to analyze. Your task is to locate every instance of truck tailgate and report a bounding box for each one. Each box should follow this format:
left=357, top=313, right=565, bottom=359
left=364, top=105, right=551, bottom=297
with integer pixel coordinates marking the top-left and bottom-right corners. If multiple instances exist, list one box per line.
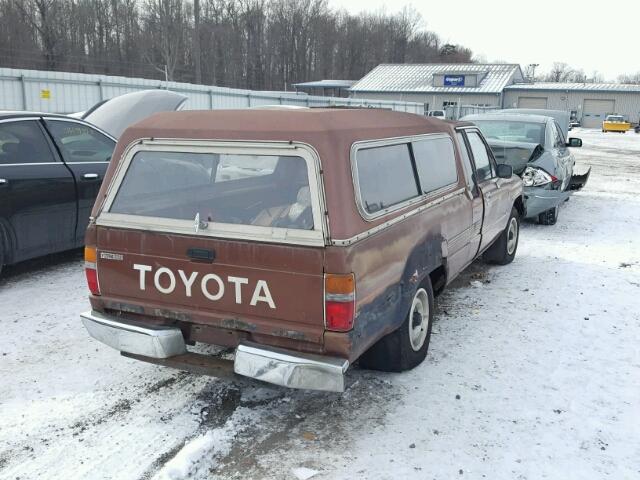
left=95, top=227, right=326, bottom=343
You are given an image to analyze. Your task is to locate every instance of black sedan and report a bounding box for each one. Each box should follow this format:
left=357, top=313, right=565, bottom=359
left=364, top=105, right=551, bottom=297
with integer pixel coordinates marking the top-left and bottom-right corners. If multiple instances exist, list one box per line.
left=0, top=90, right=186, bottom=274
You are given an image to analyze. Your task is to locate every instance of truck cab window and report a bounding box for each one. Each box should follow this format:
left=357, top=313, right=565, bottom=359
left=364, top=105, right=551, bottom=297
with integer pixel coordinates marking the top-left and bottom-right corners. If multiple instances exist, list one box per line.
left=466, top=131, right=494, bottom=182
left=456, top=132, right=476, bottom=191
left=411, top=137, right=458, bottom=194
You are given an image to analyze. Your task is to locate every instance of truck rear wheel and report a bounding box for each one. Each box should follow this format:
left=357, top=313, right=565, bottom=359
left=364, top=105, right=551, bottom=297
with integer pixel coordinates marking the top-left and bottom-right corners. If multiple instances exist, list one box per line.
left=484, top=207, right=519, bottom=265
left=358, top=280, right=434, bottom=372
left=0, top=236, right=4, bottom=277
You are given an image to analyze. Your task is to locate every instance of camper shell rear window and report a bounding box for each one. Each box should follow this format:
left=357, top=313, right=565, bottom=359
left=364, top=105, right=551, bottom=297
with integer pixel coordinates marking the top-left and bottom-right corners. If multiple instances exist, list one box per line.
left=98, top=141, right=325, bottom=246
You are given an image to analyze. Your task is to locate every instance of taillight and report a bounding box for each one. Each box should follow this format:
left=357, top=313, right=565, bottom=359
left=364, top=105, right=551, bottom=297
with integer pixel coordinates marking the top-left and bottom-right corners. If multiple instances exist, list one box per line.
left=325, top=273, right=355, bottom=331
left=85, top=246, right=100, bottom=296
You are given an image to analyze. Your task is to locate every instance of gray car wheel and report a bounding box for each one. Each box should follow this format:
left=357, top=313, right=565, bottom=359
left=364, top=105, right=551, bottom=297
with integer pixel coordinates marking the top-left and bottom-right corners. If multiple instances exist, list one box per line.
left=484, top=207, right=520, bottom=265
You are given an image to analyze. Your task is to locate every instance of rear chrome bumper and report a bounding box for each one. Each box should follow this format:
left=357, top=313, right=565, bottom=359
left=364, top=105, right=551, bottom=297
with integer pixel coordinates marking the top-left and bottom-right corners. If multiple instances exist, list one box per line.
left=234, top=342, right=349, bottom=392
left=80, top=310, right=349, bottom=392
left=81, top=310, right=187, bottom=358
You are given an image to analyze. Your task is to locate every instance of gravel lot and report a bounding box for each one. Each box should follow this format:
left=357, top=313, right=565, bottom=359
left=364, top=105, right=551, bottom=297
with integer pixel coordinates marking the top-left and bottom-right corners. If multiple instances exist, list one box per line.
left=1, top=128, right=638, bottom=480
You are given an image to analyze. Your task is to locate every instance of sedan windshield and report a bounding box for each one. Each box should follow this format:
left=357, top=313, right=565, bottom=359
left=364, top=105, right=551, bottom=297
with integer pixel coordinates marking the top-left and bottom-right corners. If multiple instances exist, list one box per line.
left=473, top=120, right=545, bottom=145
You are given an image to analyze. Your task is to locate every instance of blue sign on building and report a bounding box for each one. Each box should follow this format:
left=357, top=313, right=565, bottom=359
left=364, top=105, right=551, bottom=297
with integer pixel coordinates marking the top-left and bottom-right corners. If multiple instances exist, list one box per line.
left=444, top=75, right=465, bottom=86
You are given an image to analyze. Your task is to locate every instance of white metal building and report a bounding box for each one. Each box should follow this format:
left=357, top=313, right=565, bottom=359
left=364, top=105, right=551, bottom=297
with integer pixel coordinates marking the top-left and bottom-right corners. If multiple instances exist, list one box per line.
left=349, top=63, right=525, bottom=112
left=350, top=63, right=640, bottom=126
left=503, top=83, right=640, bottom=127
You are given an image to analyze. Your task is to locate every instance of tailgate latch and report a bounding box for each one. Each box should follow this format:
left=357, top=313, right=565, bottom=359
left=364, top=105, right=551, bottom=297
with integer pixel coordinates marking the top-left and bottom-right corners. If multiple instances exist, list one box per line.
left=187, top=247, right=215, bottom=263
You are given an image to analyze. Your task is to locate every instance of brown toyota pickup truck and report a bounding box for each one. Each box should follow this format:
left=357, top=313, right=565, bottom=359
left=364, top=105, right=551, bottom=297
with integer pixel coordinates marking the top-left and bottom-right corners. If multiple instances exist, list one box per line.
left=81, top=109, right=523, bottom=392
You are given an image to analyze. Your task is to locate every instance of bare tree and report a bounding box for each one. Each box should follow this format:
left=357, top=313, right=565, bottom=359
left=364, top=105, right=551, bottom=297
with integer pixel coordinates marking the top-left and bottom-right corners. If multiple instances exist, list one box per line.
left=542, top=63, right=603, bottom=83
left=142, top=0, right=186, bottom=81
left=544, top=62, right=574, bottom=82
left=193, top=0, right=202, bottom=83
left=0, top=0, right=475, bottom=88
left=618, top=72, right=640, bottom=84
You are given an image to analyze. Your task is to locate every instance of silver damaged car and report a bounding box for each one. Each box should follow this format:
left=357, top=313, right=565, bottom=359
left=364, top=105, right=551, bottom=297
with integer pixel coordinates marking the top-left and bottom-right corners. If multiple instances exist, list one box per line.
left=462, top=113, right=590, bottom=225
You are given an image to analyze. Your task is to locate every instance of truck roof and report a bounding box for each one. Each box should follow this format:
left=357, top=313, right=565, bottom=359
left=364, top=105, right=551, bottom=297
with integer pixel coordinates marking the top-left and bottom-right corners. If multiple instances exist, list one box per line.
left=96, top=109, right=464, bottom=239
left=118, top=108, right=454, bottom=144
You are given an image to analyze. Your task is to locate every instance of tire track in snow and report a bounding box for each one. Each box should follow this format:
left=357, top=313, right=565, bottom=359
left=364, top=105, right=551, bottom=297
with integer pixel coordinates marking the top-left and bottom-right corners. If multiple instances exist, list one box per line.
left=165, top=373, right=401, bottom=480
left=1, top=370, right=215, bottom=480
left=137, top=383, right=244, bottom=480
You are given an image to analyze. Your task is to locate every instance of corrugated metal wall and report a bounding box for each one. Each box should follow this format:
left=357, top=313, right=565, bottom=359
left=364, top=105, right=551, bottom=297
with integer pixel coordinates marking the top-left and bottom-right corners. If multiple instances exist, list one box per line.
left=350, top=91, right=503, bottom=112
left=0, top=67, right=424, bottom=115
left=444, top=105, right=500, bottom=120
left=503, top=90, right=640, bottom=124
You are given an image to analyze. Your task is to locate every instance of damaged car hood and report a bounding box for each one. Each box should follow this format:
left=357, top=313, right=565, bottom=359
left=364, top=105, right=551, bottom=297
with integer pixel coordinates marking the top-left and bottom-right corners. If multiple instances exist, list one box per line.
left=487, top=140, right=543, bottom=175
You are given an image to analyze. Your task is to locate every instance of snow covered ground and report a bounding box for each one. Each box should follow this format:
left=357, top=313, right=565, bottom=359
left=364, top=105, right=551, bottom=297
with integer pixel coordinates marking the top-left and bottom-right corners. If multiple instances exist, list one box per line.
left=1, top=129, right=639, bottom=480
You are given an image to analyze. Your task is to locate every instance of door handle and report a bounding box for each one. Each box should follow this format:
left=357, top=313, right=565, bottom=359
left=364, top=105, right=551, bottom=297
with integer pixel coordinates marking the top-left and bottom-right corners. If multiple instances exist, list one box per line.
left=83, top=173, right=99, bottom=180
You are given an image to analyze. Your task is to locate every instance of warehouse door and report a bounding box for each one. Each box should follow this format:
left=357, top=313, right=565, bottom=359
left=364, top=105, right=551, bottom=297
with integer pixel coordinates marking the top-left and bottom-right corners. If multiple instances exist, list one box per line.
left=517, top=97, right=548, bottom=109
left=582, top=99, right=615, bottom=128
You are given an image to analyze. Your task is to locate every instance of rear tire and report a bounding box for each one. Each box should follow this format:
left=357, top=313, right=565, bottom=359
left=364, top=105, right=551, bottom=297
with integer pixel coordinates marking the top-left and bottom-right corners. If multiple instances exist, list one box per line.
left=0, top=236, right=4, bottom=277
left=538, top=204, right=559, bottom=225
left=358, top=280, right=434, bottom=372
left=484, top=207, right=519, bottom=265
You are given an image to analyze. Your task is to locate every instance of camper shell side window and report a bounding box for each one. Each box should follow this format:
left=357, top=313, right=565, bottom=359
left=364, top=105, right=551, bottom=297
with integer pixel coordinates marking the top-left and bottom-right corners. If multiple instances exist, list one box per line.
left=351, top=133, right=459, bottom=220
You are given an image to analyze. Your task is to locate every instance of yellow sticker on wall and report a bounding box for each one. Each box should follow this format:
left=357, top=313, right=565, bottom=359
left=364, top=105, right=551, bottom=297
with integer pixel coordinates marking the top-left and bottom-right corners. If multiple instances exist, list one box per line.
left=40, top=89, right=51, bottom=99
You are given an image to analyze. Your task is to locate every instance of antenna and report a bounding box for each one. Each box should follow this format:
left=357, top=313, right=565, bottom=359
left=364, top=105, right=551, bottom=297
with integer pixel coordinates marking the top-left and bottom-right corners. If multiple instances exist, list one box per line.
left=527, top=64, right=539, bottom=82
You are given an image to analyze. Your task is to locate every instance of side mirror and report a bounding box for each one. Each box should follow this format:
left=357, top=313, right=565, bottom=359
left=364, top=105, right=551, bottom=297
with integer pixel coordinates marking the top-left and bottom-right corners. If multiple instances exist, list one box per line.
left=567, top=137, right=582, bottom=147
left=496, top=164, right=512, bottom=179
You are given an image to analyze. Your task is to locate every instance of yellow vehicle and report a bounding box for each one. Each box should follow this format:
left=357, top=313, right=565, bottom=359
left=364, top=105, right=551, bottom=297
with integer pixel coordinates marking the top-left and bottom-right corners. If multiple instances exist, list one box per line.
left=602, top=115, right=631, bottom=133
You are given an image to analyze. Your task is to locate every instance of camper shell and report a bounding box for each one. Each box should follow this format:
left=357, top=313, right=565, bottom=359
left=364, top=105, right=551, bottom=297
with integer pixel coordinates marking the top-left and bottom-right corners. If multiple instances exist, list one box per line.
left=81, top=109, right=523, bottom=392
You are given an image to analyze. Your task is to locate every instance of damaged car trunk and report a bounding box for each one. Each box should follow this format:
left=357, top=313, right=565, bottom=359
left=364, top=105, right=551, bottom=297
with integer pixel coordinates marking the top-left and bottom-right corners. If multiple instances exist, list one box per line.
left=462, top=112, right=590, bottom=225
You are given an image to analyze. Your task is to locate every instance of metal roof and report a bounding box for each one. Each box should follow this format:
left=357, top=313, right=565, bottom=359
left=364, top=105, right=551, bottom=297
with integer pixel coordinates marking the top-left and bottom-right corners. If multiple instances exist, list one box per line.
left=462, top=113, right=549, bottom=123
left=350, top=64, right=524, bottom=94
left=293, top=79, right=357, bottom=89
left=505, top=82, right=640, bottom=93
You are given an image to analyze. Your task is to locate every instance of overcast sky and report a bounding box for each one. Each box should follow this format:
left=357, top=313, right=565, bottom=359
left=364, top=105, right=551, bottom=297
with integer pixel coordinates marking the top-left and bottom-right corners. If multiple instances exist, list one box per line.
left=329, top=0, right=639, bottom=81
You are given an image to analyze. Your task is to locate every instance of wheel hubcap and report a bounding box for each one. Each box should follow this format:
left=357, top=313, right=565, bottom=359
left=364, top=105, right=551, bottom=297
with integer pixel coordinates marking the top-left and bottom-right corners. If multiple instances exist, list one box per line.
left=408, top=288, right=429, bottom=351
left=507, top=217, right=518, bottom=255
